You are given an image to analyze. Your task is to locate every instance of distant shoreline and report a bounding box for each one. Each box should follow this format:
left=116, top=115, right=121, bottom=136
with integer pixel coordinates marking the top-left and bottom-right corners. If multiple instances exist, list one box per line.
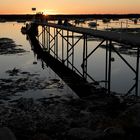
left=0, top=14, right=140, bottom=21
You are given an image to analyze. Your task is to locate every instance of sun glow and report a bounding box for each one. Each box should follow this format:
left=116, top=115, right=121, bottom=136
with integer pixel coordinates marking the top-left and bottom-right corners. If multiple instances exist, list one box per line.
left=42, top=9, right=59, bottom=15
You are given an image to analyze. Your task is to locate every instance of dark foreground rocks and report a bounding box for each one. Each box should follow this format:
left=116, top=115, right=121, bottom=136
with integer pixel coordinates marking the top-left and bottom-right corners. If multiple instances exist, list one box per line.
left=0, top=68, right=139, bottom=139
left=0, top=94, right=140, bottom=140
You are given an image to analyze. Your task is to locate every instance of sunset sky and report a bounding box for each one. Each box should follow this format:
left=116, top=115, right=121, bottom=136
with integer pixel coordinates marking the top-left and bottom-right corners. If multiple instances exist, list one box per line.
left=0, top=0, right=140, bottom=15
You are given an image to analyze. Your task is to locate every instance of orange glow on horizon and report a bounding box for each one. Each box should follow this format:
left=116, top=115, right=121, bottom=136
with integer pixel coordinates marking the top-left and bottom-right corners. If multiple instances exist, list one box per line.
left=0, top=9, right=30, bottom=15
left=0, top=5, right=140, bottom=15
left=41, top=9, right=59, bottom=15
left=0, top=0, right=140, bottom=15
left=0, top=9, right=140, bottom=15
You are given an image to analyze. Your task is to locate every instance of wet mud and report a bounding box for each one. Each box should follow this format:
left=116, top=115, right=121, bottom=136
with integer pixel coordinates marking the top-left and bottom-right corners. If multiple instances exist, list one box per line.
left=0, top=38, right=26, bottom=55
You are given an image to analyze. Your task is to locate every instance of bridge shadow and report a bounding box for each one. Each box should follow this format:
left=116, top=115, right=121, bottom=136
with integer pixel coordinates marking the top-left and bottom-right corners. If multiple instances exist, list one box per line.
left=27, top=35, right=106, bottom=98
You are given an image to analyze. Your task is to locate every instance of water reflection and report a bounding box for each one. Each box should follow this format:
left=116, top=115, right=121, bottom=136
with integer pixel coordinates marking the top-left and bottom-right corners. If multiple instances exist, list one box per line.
left=0, top=22, right=76, bottom=102
left=0, top=21, right=139, bottom=98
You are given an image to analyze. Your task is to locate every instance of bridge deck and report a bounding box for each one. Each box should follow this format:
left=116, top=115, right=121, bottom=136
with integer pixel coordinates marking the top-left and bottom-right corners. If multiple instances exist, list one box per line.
left=37, top=22, right=140, bottom=47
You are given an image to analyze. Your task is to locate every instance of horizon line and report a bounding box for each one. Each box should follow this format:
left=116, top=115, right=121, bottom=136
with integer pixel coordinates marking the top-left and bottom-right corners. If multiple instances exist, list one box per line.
left=0, top=13, right=140, bottom=15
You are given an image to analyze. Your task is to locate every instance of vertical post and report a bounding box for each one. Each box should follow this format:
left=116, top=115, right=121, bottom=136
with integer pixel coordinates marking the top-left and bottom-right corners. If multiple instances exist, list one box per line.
left=43, top=26, right=45, bottom=48
left=126, top=20, right=128, bottom=29
left=82, top=34, right=87, bottom=80
left=48, top=27, right=50, bottom=53
left=62, top=30, right=64, bottom=63
left=56, top=28, right=58, bottom=59
left=72, top=32, right=74, bottom=70
left=105, top=40, right=108, bottom=90
left=46, top=26, right=48, bottom=51
left=54, top=28, right=56, bottom=57
left=136, top=47, right=140, bottom=96
left=96, top=19, right=97, bottom=30
left=85, top=34, right=88, bottom=79
left=107, top=23, right=108, bottom=29
left=121, top=21, right=123, bottom=29
left=67, top=30, right=69, bottom=67
left=108, top=41, right=112, bottom=94
left=83, top=34, right=85, bottom=78
left=42, top=26, right=44, bottom=48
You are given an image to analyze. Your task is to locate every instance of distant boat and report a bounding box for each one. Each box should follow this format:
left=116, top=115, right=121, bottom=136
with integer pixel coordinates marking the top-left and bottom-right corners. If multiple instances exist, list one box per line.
left=102, top=18, right=110, bottom=23
left=17, top=20, right=26, bottom=23
left=75, top=19, right=85, bottom=24
left=88, top=22, right=99, bottom=27
left=0, top=19, right=6, bottom=23
left=112, top=18, right=119, bottom=21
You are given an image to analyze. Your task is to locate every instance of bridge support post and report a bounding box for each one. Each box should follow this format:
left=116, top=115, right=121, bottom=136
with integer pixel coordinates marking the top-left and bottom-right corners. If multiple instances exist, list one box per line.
left=105, top=40, right=108, bottom=90
left=82, top=34, right=88, bottom=80
left=46, top=26, right=48, bottom=51
left=54, top=28, right=56, bottom=57
left=72, top=32, right=74, bottom=70
left=42, top=26, right=46, bottom=48
left=62, top=30, right=64, bottom=63
left=67, top=31, right=69, bottom=67
left=136, top=47, right=140, bottom=96
left=108, top=41, right=112, bottom=94
left=48, top=27, right=50, bottom=53
left=56, top=28, right=58, bottom=59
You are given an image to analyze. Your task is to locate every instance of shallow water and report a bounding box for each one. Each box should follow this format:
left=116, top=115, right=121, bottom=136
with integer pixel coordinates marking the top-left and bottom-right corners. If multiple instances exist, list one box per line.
left=0, top=22, right=76, bottom=102
left=0, top=20, right=140, bottom=100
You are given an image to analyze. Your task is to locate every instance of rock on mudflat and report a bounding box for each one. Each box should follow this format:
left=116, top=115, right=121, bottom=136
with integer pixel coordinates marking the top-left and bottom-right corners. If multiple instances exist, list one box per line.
left=67, top=127, right=104, bottom=140
left=67, top=127, right=125, bottom=140
left=119, top=103, right=140, bottom=139
left=32, top=133, right=52, bottom=140
left=120, top=103, right=140, bottom=127
left=104, top=127, right=125, bottom=140
left=0, top=127, right=16, bottom=140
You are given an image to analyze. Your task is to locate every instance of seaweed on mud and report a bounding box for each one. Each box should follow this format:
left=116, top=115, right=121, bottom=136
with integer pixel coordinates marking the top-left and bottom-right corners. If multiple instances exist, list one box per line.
left=0, top=38, right=26, bottom=55
left=6, top=68, right=21, bottom=76
left=0, top=68, right=64, bottom=101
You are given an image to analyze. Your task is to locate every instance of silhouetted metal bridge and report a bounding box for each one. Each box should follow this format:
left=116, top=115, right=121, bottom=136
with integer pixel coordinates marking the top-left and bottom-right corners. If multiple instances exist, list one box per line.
left=26, top=20, right=140, bottom=96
